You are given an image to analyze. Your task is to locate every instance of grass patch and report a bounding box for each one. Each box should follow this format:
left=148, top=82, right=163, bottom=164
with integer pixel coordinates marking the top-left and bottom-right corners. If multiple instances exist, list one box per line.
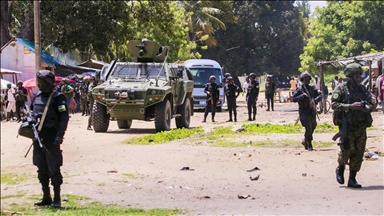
left=125, top=127, right=204, bottom=144
left=1, top=194, right=180, bottom=215
left=240, top=122, right=337, bottom=134
left=97, top=182, right=105, bottom=187
left=209, top=139, right=335, bottom=148
left=1, top=191, right=27, bottom=199
left=1, top=173, right=32, bottom=185
left=121, top=173, right=145, bottom=179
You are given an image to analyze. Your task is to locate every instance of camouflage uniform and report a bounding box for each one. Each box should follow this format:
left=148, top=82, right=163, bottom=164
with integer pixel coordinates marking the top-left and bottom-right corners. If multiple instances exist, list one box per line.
left=87, top=82, right=95, bottom=130
left=331, top=63, right=376, bottom=188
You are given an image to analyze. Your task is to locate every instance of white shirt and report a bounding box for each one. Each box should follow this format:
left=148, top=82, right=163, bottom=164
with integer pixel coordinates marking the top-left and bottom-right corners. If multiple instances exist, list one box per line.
left=7, top=88, right=15, bottom=102
left=376, top=75, right=383, bottom=101
left=314, top=79, right=320, bottom=90
left=243, top=81, right=249, bottom=90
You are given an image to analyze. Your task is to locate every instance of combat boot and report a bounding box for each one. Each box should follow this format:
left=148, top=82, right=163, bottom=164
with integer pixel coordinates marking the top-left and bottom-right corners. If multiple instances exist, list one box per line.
left=248, top=114, right=252, bottom=121
left=234, top=116, right=237, bottom=122
left=301, top=139, right=308, bottom=150
left=347, top=170, right=362, bottom=188
left=51, top=186, right=61, bottom=208
left=34, top=186, right=52, bottom=206
left=202, top=115, right=207, bottom=123
left=307, top=141, right=313, bottom=151
left=87, top=125, right=92, bottom=130
left=336, top=165, right=345, bottom=184
left=252, top=114, right=256, bottom=121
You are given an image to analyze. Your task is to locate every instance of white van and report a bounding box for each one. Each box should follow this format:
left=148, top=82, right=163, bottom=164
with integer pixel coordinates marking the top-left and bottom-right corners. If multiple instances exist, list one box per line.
left=184, top=59, right=225, bottom=111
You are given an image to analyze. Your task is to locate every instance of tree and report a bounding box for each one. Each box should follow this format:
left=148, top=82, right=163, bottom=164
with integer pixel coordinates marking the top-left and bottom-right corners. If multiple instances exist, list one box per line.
left=0, top=1, right=11, bottom=47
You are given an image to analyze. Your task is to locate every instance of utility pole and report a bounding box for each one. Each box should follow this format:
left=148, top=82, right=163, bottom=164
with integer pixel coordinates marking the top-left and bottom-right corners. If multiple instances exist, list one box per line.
left=34, top=0, right=41, bottom=72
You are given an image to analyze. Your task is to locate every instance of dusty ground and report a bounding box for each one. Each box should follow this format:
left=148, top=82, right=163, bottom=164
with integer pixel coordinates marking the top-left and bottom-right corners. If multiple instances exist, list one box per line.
left=1, top=94, right=383, bottom=215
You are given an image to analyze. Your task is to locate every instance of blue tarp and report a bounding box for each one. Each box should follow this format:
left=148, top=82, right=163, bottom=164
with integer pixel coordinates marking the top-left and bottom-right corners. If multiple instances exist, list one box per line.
left=15, top=38, right=59, bottom=65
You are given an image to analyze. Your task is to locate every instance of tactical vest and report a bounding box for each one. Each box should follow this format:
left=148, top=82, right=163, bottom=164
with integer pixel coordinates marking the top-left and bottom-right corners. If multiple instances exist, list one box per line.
left=33, top=91, right=60, bottom=130
left=265, top=82, right=275, bottom=95
left=333, top=83, right=373, bottom=129
left=206, top=83, right=219, bottom=100
left=225, top=84, right=237, bottom=97
left=247, top=81, right=259, bottom=95
left=297, top=85, right=316, bottom=109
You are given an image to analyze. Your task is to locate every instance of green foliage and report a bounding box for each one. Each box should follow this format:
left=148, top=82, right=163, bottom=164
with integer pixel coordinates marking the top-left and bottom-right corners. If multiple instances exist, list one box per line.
left=241, top=122, right=337, bottom=134
left=125, top=127, right=205, bottom=144
left=2, top=194, right=180, bottom=215
left=0, top=173, right=32, bottom=185
left=1, top=191, right=26, bottom=199
left=300, top=1, right=384, bottom=73
left=209, top=139, right=334, bottom=148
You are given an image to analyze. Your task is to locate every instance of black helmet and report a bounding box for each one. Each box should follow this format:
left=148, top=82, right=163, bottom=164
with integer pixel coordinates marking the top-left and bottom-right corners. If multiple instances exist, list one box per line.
left=344, top=63, right=363, bottom=76
left=299, top=72, right=312, bottom=81
left=249, top=73, right=256, bottom=78
left=36, top=70, right=55, bottom=86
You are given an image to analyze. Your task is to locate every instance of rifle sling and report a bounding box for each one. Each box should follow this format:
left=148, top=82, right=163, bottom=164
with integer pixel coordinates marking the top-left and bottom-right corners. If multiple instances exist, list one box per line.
left=37, top=92, right=54, bottom=132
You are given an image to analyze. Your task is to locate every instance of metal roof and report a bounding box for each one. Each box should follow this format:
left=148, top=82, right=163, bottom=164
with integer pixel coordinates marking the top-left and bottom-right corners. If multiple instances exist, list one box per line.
left=317, top=52, right=384, bottom=67
left=14, top=38, right=59, bottom=66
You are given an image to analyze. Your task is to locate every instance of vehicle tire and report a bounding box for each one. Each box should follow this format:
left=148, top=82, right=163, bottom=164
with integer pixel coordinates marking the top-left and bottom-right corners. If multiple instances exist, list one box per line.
left=155, top=100, right=171, bottom=132
left=176, top=98, right=191, bottom=129
left=92, top=102, right=110, bottom=132
left=117, top=119, right=132, bottom=129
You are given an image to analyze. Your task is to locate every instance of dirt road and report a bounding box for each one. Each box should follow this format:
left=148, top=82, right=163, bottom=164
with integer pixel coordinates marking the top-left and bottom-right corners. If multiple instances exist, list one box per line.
left=1, top=96, right=383, bottom=215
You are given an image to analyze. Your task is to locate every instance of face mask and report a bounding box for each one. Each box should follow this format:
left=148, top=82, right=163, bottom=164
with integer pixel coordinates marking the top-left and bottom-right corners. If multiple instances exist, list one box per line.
left=37, top=79, right=53, bottom=92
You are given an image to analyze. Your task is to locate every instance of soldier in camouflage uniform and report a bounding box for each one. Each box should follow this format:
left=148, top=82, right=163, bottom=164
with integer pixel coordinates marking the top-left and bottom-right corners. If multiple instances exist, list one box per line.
left=80, top=77, right=90, bottom=116
left=332, top=63, right=376, bottom=188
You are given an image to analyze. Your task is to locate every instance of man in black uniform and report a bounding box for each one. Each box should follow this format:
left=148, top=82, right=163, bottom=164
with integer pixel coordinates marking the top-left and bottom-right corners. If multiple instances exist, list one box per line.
left=15, top=80, right=28, bottom=122
left=203, top=75, right=220, bottom=123
left=225, top=76, right=240, bottom=122
left=292, top=72, right=322, bottom=151
left=32, top=70, right=69, bottom=208
left=246, top=73, right=259, bottom=121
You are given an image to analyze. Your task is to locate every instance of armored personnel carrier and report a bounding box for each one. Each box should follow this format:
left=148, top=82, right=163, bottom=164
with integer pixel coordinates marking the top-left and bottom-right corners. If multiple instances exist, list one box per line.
left=91, top=39, right=194, bottom=132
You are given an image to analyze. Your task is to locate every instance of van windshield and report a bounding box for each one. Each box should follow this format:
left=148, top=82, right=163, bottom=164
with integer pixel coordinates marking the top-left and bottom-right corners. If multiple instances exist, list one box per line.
left=189, top=68, right=222, bottom=88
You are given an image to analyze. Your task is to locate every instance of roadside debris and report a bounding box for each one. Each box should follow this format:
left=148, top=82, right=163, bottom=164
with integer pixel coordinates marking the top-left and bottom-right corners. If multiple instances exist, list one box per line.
left=238, top=195, right=251, bottom=199
left=180, top=167, right=195, bottom=171
left=107, top=170, right=118, bottom=173
left=246, top=167, right=260, bottom=172
left=302, top=173, right=307, bottom=177
left=364, top=150, right=379, bottom=160
left=197, top=196, right=211, bottom=199
left=249, top=175, right=260, bottom=181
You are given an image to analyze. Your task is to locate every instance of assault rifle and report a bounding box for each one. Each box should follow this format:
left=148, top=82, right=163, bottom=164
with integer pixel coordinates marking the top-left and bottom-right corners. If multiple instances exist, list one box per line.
left=207, top=83, right=222, bottom=105
left=302, top=84, right=320, bottom=121
left=21, top=106, right=50, bottom=157
left=332, top=112, right=348, bottom=164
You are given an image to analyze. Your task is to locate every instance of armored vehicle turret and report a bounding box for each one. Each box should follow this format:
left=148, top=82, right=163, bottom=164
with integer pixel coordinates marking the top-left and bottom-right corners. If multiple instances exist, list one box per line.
left=91, top=39, right=194, bottom=132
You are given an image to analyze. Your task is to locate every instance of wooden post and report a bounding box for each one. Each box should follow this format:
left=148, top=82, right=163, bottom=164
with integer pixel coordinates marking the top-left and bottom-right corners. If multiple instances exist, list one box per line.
left=319, top=63, right=327, bottom=114
left=34, top=1, right=41, bottom=73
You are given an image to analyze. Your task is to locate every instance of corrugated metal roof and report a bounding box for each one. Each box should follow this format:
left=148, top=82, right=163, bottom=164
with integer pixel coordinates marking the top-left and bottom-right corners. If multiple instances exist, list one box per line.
left=15, top=38, right=59, bottom=65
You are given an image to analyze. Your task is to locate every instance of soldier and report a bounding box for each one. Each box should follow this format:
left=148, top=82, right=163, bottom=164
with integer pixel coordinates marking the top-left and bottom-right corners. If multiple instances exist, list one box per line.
left=87, top=72, right=101, bottom=130
left=32, top=70, right=69, bottom=208
left=80, top=77, right=90, bottom=116
left=246, top=73, right=259, bottom=121
left=202, top=75, right=220, bottom=123
left=225, top=76, right=240, bottom=122
left=265, top=76, right=276, bottom=111
left=15, top=80, right=28, bottom=122
left=332, top=63, right=376, bottom=188
left=60, top=78, right=74, bottom=112
left=292, top=72, right=322, bottom=151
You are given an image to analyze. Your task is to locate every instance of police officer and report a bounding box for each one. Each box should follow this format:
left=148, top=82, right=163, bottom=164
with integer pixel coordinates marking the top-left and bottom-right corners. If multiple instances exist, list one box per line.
left=332, top=63, right=376, bottom=188
left=203, top=75, right=220, bottom=123
left=225, top=76, right=240, bottom=122
left=32, top=70, right=69, bottom=208
left=246, top=73, right=259, bottom=121
left=15, top=80, right=28, bottom=122
left=87, top=72, right=101, bottom=130
left=292, top=72, right=322, bottom=151
left=265, top=76, right=276, bottom=111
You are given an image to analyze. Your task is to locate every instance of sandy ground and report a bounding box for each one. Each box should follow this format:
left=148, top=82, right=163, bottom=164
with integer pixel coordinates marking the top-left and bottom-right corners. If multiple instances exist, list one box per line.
left=1, top=94, right=383, bottom=215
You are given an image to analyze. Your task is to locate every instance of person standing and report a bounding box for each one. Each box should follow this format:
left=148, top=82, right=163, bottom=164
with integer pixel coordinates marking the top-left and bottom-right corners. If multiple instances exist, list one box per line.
left=332, top=76, right=339, bottom=91
left=15, top=80, right=28, bottom=122
left=74, top=83, right=81, bottom=113
left=332, top=63, right=376, bottom=188
left=5, top=83, right=16, bottom=121
left=80, top=77, right=90, bottom=116
left=375, top=73, right=384, bottom=114
left=265, top=76, right=276, bottom=111
left=225, top=76, right=240, bottom=122
left=246, top=73, right=259, bottom=121
left=290, top=77, right=297, bottom=92
left=60, top=79, right=74, bottom=112
left=292, top=72, right=322, bottom=151
left=31, top=70, right=69, bottom=208
left=242, top=76, right=250, bottom=96
left=202, top=75, right=220, bottom=123
left=314, top=75, right=321, bottom=90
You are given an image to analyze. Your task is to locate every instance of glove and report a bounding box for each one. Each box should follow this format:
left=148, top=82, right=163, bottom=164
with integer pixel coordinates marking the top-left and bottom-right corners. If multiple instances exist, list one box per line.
left=54, top=136, right=63, bottom=145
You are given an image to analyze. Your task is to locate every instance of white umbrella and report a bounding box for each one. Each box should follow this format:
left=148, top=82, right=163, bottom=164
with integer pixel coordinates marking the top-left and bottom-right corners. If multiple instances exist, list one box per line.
left=1, top=79, right=17, bottom=90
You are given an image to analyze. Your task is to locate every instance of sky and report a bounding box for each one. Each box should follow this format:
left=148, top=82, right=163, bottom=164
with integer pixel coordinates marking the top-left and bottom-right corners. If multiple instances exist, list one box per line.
left=307, top=1, right=327, bottom=14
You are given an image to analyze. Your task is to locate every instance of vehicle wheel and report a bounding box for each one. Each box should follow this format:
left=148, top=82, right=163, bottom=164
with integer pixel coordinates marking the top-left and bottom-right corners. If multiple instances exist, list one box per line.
left=92, top=102, right=110, bottom=132
left=155, top=100, right=171, bottom=132
left=176, top=98, right=191, bottom=129
left=117, top=120, right=132, bottom=129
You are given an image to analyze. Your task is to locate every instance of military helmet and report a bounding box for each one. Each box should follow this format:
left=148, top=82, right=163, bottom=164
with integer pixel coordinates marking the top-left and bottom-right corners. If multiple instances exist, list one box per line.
left=225, top=73, right=231, bottom=77
left=17, top=80, right=23, bottom=85
left=36, top=70, right=55, bottom=86
left=249, top=73, right=256, bottom=78
left=6, top=83, right=11, bottom=87
left=209, top=75, right=216, bottom=80
left=344, top=63, right=363, bottom=76
left=299, top=72, right=312, bottom=81
left=83, top=76, right=90, bottom=81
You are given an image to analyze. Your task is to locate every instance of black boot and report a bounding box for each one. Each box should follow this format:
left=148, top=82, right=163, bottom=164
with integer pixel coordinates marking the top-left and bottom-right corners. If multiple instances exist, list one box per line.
left=248, top=114, right=252, bottom=121
left=34, top=186, right=52, bottom=206
left=202, top=115, right=207, bottom=123
left=252, top=114, right=256, bottom=121
left=336, top=165, right=345, bottom=184
left=307, top=141, right=313, bottom=151
left=301, top=139, right=308, bottom=150
left=51, top=186, right=61, bottom=208
left=6, top=112, right=10, bottom=121
left=234, top=116, right=237, bottom=122
left=347, top=170, right=362, bottom=188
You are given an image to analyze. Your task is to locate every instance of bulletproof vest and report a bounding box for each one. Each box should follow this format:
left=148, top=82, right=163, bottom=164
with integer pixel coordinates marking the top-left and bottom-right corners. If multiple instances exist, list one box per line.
left=33, top=91, right=60, bottom=130
left=265, top=82, right=275, bottom=94
left=16, top=87, right=27, bottom=102
left=226, top=84, right=237, bottom=97
left=248, top=80, right=259, bottom=95
left=207, top=82, right=219, bottom=100
left=298, top=85, right=315, bottom=109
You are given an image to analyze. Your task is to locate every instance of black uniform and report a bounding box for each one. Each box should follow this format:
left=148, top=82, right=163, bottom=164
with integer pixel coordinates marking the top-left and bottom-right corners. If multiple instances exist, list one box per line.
left=265, top=80, right=276, bottom=111
left=246, top=80, right=260, bottom=120
left=203, top=82, right=220, bottom=122
left=31, top=90, right=69, bottom=206
left=15, top=86, right=28, bottom=121
left=225, top=83, right=240, bottom=121
left=292, top=84, right=322, bottom=148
